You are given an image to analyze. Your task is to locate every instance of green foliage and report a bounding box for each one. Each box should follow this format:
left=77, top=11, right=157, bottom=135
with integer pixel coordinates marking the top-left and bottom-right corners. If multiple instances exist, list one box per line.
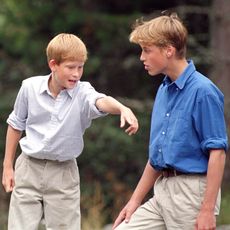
left=0, top=90, right=18, bottom=160
left=0, top=0, right=229, bottom=227
left=217, top=190, right=230, bottom=225
left=81, top=182, right=107, bottom=230
left=0, top=0, right=212, bottom=99
left=79, top=100, right=151, bottom=221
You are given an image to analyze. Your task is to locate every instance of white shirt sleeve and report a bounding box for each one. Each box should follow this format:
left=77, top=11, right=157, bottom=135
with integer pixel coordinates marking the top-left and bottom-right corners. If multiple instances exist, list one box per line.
left=79, top=82, right=107, bottom=120
left=7, top=81, right=28, bottom=131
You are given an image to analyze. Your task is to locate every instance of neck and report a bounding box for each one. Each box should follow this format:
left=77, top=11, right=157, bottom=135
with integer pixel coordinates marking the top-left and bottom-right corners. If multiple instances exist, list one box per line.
left=166, top=59, right=188, bottom=81
left=48, top=74, right=61, bottom=98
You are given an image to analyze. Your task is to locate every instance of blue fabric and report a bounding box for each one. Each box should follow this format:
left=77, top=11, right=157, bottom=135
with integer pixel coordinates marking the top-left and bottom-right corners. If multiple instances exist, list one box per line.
left=149, top=60, right=228, bottom=173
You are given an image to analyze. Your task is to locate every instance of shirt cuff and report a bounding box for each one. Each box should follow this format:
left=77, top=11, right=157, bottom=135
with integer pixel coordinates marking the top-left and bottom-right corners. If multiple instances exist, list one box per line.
left=201, top=138, right=228, bottom=153
left=7, top=111, right=26, bottom=131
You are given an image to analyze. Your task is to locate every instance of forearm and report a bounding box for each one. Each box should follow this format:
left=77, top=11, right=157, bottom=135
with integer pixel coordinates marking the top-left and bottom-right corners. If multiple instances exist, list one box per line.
left=200, top=149, right=226, bottom=212
left=130, top=160, right=161, bottom=204
left=3, top=125, right=22, bottom=168
left=2, top=125, right=22, bottom=192
left=96, top=96, right=128, bottom=114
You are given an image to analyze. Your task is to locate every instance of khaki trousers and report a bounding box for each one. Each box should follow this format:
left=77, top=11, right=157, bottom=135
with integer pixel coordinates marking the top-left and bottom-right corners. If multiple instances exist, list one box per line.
left=116, top=175, right=221, bottom=230
left=8, top=153, right=80, bottom=230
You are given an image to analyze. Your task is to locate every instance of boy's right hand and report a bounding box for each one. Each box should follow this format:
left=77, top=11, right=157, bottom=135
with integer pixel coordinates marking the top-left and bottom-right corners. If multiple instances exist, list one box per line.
left=2, top=166, right=15, bottom=193
left=119, top=107, right=139, bottom=136
left=112, top=200, right=140, bottom=229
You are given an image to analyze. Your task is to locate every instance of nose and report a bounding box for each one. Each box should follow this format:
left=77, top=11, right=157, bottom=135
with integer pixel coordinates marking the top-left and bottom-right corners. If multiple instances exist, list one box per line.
left=73, top=69, right=81, bottom=80
left=140, top=51, right=145, bottom=62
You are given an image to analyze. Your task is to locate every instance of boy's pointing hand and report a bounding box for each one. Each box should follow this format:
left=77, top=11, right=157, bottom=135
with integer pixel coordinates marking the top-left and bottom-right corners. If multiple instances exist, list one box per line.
left=120, top=107, right=139, bottom=135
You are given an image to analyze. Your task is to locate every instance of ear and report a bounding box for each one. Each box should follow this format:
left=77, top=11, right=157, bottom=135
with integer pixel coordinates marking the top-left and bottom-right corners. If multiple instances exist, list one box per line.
left=165, top=46, right=175, bottom=58
left=48, top=59, right=57, bottom=71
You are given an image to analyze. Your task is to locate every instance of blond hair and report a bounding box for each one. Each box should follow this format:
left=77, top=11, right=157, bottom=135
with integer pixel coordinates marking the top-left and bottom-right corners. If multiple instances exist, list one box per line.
left=130, top=13, right=187, bottom=59
left=46, top=33, right=87, bottom=64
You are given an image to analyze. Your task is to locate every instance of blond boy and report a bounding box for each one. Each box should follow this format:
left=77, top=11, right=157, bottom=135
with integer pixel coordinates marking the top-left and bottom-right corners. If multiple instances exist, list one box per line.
left=2, top=33, right=138, bottom=230
left=113, top=13, right=228, bottom=230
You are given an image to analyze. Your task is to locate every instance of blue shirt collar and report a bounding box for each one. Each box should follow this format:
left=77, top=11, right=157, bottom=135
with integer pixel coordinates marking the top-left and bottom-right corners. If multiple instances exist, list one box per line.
left=163, top=60, right=196, bottom=90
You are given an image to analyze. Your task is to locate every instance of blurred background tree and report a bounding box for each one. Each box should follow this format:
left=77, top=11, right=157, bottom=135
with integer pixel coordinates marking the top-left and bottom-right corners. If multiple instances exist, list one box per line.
left=0, top=0, right=229, bottom=228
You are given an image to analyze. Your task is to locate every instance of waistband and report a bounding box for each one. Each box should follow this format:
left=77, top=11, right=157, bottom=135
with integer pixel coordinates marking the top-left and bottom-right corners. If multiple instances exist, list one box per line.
left=21, top=152, right=76, bottom=165
left=162, top=168, right=206, bottom=177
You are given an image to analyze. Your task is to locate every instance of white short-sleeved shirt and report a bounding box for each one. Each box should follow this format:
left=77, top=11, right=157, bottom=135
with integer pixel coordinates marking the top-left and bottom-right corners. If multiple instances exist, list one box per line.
left=7, top=75, right=107, bottom=161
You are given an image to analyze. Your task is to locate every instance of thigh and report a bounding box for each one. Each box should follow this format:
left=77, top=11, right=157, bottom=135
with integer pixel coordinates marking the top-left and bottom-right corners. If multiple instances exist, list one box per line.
left=115, top=198, right=166, bottom=230
left=155, top=175, right=210, bottom=230
left=43, top=159, right=81, bottom=230
left=8, top=154, right=43, bottom=230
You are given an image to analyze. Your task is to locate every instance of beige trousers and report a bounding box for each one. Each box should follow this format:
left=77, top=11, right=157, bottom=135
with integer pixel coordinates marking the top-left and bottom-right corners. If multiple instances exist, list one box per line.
left=116, top=175, right=221, bottom=230
left=8, top=153, right=80, bottom=230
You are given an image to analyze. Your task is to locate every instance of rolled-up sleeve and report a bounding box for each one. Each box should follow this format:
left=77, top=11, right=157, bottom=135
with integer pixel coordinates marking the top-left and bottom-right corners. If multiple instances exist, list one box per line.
left=193, top=93, right=228, bottom=153
left=201, top=138, right=228, bottom=153
left=7, top=81, right=28, bottom=131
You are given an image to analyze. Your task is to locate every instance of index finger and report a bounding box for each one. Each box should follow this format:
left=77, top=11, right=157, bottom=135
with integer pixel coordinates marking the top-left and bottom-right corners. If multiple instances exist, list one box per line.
left=5, top=179, right=14, bottom=193
left=125, top=126, right=137, bottom=135
left=113, top=212, right=126, bottom=229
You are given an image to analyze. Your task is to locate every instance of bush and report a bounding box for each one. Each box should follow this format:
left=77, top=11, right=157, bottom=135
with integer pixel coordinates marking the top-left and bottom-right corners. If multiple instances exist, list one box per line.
left=78, top=98, right=152, bottom=222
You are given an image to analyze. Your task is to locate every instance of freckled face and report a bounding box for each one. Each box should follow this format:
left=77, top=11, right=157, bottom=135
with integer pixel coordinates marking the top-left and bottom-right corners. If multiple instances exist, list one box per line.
left=139, top=44, right=168, bottom=76
left=49, top=60, right=85, bottom=90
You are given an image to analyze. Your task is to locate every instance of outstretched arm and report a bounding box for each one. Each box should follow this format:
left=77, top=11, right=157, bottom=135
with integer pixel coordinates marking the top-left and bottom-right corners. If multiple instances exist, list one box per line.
left=113, top=160, right=161, bottom=229
left=2, top=125, right=22, bottom=192
left=96, top=96, right=139, bottom=135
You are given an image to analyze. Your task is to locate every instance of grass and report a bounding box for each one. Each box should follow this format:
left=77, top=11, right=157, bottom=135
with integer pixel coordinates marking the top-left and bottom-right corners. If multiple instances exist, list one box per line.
left=81, top=182, right=107, bottom=230
left=217, top=191, right=230, bottom=225
left=0, top=212, right=7, bottom=230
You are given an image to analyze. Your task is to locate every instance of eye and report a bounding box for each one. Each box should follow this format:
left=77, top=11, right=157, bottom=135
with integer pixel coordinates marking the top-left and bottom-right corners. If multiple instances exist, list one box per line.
left=144, top=48, right=151, bottom=53
left=66, top=65, right=76, bottom=69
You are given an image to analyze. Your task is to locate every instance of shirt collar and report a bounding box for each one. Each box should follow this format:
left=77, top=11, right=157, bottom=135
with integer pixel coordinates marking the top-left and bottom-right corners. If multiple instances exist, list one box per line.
left=39, top=75, right=50, bottom=95
left=39, top=74, right=74, bottom=98
left=163, top=60, right=196, bottom=89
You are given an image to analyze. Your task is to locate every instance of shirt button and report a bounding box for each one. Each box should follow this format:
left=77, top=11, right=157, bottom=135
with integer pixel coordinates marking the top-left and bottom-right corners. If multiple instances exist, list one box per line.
left=166, top=113, right=170, bottom=117
left=162, top=131, right=165, bottom=135
left=158, top=149, right=162, bottom=153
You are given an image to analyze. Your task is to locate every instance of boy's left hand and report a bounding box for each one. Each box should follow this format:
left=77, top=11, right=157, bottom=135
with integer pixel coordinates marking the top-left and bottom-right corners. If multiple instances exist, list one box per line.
left=120, top=107, right=139, bottom=135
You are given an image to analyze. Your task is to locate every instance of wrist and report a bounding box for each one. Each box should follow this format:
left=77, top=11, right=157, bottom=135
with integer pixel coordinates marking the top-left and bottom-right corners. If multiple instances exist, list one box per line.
left=200, top=203, right=215, bottom=213
left=120, top=105, right=130, bottom=113
left=130, top=194, right=144, bottom=206
left=3, top=160, right=14, bottom=169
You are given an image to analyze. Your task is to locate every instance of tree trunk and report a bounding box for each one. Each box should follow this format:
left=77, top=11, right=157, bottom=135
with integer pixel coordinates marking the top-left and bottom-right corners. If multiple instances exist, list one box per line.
left=210, top=0, right=230, bottom=180
left=210, top=0, right=230, bottom=119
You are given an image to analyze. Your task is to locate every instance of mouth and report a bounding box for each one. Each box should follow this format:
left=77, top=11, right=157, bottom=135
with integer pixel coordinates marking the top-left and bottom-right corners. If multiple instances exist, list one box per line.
left=144, top=65, right=150, bottom=70
left=68, top=79, right=77, bottom=84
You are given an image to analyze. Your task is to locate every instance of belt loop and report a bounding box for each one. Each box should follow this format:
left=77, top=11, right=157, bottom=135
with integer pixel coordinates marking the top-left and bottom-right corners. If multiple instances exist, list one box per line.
left=174, top=169, right=177, bottom=176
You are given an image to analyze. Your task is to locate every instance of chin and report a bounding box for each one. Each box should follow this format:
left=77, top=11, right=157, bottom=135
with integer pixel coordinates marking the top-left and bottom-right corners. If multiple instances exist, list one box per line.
left=148, top=70, right=155, bottom=76
left=148, top=70, right=160, bottom=76
left=68, top=85, right=76, bottom=89
left=67, top=83, right=78, bottom=89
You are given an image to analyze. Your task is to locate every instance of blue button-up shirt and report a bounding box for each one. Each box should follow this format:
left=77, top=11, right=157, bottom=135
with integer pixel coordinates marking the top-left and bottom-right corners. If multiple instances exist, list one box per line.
left=149, top=61, right=228, bottom=173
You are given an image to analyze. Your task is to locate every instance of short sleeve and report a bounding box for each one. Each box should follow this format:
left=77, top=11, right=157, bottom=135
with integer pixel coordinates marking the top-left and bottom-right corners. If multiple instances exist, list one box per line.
left=78, top=82, right=108, bottom=120
left=7, top=81, right=28, bottom=131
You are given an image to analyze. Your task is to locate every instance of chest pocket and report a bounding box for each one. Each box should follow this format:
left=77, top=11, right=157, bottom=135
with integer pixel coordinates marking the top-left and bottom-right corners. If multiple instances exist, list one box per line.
left=168, top=110, right=189, bottom=144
